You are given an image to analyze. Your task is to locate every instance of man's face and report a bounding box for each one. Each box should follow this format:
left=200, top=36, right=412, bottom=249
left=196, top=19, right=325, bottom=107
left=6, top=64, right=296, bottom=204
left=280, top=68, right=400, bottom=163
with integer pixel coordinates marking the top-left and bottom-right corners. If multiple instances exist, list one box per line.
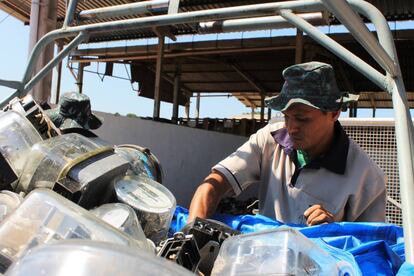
left=282, top=104, right=339, bottom=154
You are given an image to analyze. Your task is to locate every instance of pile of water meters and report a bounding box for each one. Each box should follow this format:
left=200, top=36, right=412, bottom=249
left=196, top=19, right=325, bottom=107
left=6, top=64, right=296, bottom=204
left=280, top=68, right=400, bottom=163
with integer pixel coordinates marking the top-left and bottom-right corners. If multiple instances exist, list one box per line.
left=0, top=95, right=356, bottom=276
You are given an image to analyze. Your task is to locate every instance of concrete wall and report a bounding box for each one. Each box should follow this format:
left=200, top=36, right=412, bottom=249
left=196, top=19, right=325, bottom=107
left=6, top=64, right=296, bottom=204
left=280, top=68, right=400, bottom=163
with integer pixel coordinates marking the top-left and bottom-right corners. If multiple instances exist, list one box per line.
left=93, top=112, right=248, bottom=207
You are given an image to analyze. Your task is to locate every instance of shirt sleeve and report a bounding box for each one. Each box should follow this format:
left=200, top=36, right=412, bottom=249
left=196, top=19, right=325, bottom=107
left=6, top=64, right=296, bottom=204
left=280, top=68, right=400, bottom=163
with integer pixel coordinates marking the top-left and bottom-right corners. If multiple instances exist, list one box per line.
left=212, top=126, right=267, bottom=196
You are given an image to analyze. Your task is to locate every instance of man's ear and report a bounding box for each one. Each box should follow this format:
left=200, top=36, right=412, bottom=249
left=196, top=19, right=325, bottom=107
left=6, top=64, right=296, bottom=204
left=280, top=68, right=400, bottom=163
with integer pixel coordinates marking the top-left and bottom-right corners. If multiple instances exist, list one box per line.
left=331, top=110, right=341, bottom=121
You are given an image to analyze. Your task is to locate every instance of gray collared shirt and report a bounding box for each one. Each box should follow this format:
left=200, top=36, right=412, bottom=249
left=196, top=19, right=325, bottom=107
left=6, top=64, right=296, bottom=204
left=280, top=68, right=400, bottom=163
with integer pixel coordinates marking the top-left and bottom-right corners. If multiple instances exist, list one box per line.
left=213, top=121, right=386, bottom=224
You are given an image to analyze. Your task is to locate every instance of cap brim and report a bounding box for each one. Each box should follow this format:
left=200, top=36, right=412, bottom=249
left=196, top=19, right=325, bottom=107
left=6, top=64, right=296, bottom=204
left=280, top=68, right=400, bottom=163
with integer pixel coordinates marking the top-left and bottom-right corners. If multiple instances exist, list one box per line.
left=265, top=95, right=320, bottom=111
left=59, top=118, right=84, bottom=130
left=87, top=114, right=103, bottom=130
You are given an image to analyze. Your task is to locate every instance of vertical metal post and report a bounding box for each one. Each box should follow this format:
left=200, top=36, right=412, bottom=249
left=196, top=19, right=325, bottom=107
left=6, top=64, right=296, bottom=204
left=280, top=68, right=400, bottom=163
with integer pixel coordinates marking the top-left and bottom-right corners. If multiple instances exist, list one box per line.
left=295, top=29, right=304, bottom=63
left=267, top=108, right=272, bottom=121
left=196, top=93, right=201, bottom=123
left=51, top=41, right=63, bottom=104
left=168, top=0, right=180, bottom=14
left=251, top=106, right=255, bottom=119
left=63, top=0, right=78, bottom=27
left=331, top=0, right=414, bottom=261
left=153, top=36, right=165, bottom=118
left=391, top=77, right=414, bottom=263
left=172, top=64, right=181, bottom=123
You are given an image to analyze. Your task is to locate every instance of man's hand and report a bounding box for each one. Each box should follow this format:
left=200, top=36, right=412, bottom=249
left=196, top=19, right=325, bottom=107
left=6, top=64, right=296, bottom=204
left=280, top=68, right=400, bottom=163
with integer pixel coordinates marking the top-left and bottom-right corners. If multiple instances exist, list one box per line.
left=303, top=204, right=334, bottom=226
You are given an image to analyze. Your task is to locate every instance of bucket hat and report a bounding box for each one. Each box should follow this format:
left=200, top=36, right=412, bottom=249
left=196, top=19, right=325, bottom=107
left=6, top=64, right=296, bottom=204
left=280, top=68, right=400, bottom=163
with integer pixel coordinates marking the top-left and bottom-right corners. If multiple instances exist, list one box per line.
left=265, top=61, right=358, bottom=112
left=45, top=92, right=102, bottom=130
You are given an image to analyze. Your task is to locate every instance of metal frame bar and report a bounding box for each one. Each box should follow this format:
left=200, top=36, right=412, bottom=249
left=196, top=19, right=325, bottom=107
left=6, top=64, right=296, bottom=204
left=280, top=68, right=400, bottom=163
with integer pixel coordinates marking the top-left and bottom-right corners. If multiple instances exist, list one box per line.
left=343, top=0, right=414, bottom=263
left=0, top=79, right=22, bottom=90
left=63, top=0, right=78, bottom=27
left=279, top=9, right=387, bottom=90
left=198, top=12, right=324, bottom=33
left=321, top=0, right=397, bottom=77
left=0, top=0, right=412, bottom=263
left=78, top=0, right=169, bottom=21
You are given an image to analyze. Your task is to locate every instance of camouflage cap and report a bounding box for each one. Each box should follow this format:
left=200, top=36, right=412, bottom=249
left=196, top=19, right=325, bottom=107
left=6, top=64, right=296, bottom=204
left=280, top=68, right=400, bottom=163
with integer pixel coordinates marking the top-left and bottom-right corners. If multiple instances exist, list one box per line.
left=45, top=92, right=102, bottom=130
left=265, top=61, right=358, bottom=112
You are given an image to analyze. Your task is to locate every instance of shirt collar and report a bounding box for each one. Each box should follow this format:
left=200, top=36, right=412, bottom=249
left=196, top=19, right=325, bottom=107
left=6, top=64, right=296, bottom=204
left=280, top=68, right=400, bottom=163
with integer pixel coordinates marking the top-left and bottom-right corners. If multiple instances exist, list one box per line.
left=271, top=121, right=349, bottom=174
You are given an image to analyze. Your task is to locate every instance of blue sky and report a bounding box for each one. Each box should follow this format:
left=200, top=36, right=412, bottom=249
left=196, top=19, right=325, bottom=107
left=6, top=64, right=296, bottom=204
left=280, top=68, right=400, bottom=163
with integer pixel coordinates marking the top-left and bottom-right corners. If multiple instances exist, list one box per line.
left=1, top=9, right=412, bottom=119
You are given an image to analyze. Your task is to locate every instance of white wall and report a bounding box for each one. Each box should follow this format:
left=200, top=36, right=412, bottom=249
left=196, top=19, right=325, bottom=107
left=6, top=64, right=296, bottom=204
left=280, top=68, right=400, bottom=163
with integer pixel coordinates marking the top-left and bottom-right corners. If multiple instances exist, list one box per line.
left=93, top=112, right=248, bottom=207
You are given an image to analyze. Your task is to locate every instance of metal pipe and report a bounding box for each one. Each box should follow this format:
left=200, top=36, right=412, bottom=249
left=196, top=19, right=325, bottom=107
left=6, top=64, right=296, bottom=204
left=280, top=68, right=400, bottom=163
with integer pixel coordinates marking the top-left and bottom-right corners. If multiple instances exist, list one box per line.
left=279, top=9, right=387, bottom=91
left=51, top=42, right=64, bottom=104
left=22, top=30, right=79, bottom=87
left=78, top=0, right=169, bottom=21
left=22, top=32, right=88, bottom=95
left=348, top=0, right=399, bottom=72
left=63, top=0, right=78, bottom=27
left=4, top=0, right=323, bottom=105
left=198, top=12, right=324, bottom=33
left=168, top=0, right=180, bottom=14
left=43, top=0, right=325, bottom=35
left=0, top=79, right=22, bottom=90
left=321, top=0, right=397, bottom=77
left=391, top=77, right=414, bottom=263
left=348, top=0, right=414, bottom=262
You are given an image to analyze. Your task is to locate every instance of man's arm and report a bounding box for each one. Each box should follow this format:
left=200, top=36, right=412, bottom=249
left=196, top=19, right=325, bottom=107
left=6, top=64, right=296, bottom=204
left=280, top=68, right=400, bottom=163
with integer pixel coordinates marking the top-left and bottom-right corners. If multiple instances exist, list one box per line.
left=188, top=170, right=232, bottom=222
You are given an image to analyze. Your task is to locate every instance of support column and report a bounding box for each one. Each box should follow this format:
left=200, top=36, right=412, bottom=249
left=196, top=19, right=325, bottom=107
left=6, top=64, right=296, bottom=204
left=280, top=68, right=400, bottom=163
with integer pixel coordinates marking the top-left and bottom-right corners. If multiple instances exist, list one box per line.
left=51, top=41, right=63, bottom=104
left=349, top=102, right=358, bottom=117
left=153, top=36, right=165, bottom=118
left=185, top=97, right=190, bottom=120
left=28, top=0, right=57, bottom=103
left=260, top=94, right=265, bottom=124
left=267, top=108, right=272, bottom=121
left=172, top=64, right=181, bottom=123
left=76, top=62, right=89, bottom=94
left=295, top=29, right=304, bottom=64
left=251, top=106, right=255, bottom=119
left=196, top=93, right=201, bottom=123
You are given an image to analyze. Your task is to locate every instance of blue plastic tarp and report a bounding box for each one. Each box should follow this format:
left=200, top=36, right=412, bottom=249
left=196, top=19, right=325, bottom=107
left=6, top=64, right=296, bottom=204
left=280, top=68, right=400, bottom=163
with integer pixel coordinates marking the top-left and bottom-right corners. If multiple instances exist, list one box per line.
left=170, top=206, right=414, bottom=276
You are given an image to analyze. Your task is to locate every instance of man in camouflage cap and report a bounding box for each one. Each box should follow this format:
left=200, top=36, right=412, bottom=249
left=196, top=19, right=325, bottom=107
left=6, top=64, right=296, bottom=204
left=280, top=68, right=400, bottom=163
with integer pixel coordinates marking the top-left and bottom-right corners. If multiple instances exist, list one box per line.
left=45, top=92, right=102, bottom=131
left=189, top=61, right=386, bottom=226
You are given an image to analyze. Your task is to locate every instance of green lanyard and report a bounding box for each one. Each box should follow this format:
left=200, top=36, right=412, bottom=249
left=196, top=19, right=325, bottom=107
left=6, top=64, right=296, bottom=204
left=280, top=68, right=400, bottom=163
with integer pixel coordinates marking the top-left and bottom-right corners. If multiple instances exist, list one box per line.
left=296, top=150, right=310, bottom=168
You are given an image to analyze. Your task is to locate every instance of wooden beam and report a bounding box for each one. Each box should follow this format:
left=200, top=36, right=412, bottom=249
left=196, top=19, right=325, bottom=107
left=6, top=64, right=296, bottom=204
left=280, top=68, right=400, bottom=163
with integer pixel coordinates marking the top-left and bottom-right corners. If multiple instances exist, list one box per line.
left=71, top=45, right=295, bottom=63
left=228, top=62, right=266, bottom=94
left=146, top=65, right=192, bottom=96
left=240, top=96, right=256, bottom=108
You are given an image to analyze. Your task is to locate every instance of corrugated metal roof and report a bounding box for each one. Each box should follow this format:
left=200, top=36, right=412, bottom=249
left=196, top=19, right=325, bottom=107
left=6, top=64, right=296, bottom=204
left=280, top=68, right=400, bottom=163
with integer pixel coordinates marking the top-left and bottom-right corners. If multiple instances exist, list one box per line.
left=70, top=29, right=414, bottom=109
left=2, top=1, right=414, bottom=109
left=1, top=0, right=414, bottom=43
